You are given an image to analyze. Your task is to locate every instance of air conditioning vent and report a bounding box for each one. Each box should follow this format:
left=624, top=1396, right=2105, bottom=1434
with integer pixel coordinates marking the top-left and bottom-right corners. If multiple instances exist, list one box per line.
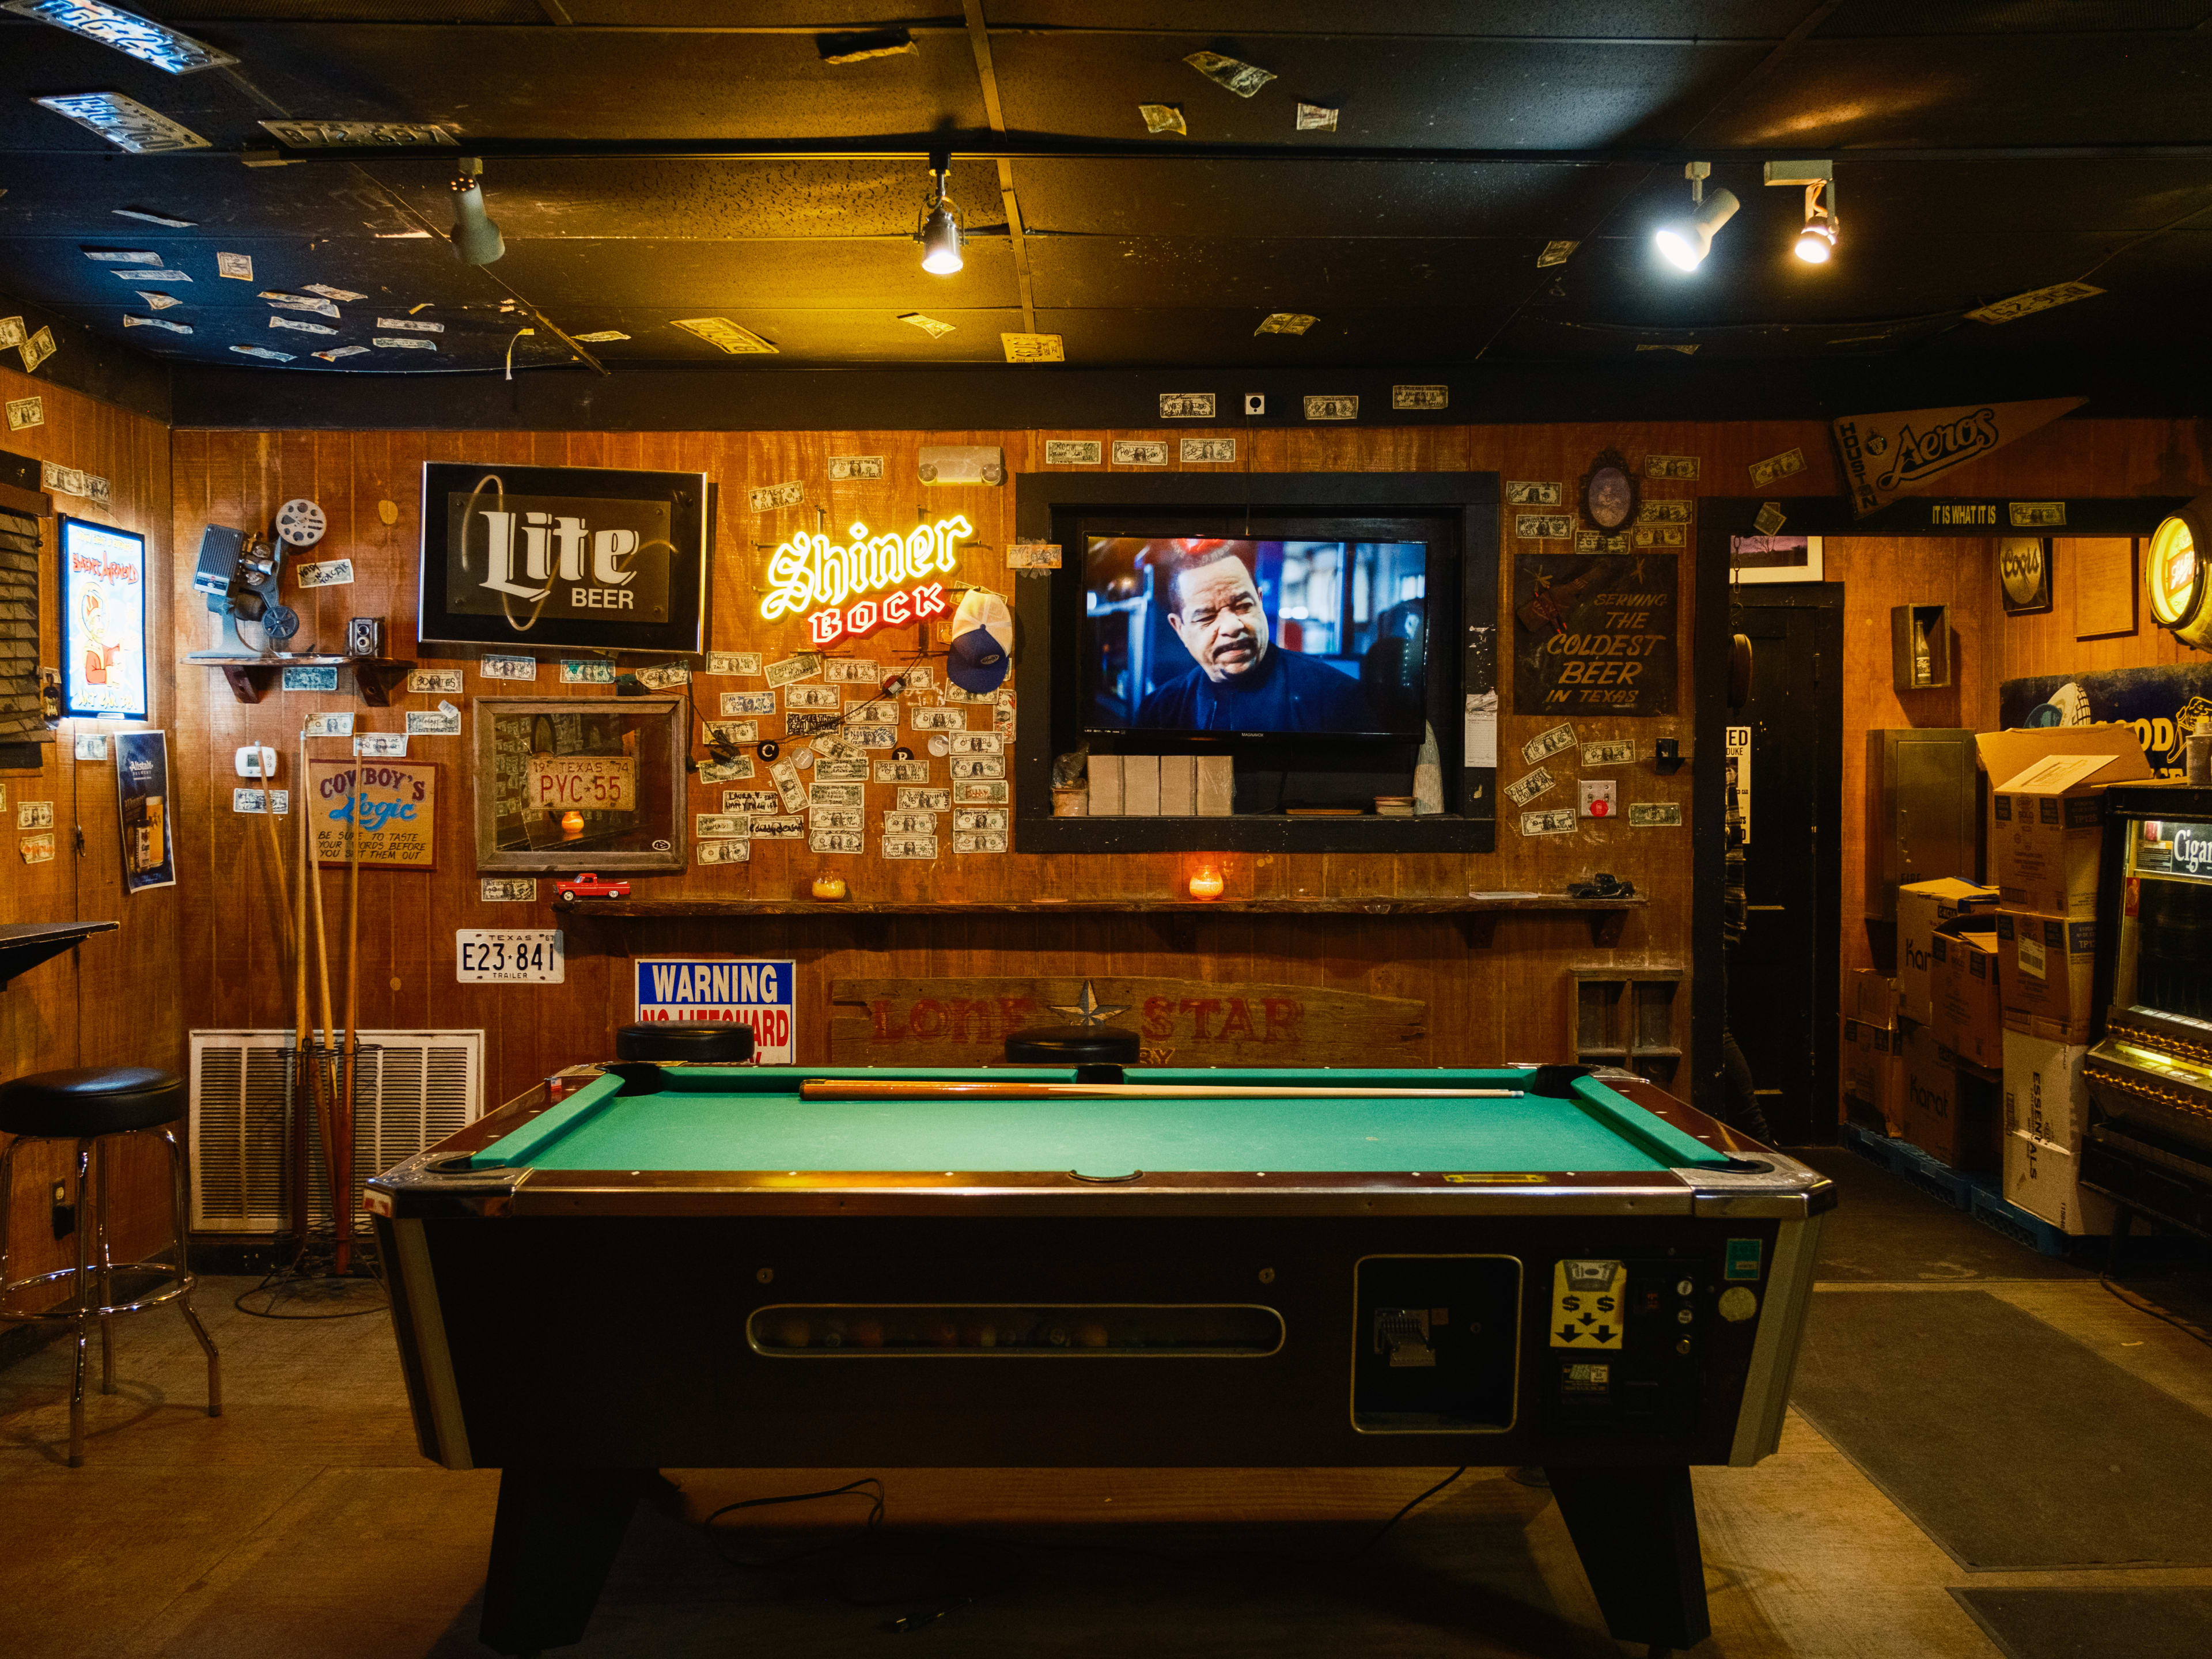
left=189, top=1029, right=483, bottom=1233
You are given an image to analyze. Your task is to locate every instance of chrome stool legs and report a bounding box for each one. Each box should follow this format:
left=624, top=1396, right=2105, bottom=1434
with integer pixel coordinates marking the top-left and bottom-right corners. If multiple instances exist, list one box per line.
left=0, top=1125, right=221, bottom=1467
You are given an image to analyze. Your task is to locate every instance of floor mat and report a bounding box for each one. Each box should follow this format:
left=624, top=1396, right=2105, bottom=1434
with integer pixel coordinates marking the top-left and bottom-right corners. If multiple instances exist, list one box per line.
left=1791, top=1289, right=2212, bottom=1569
left=1952, top=1587, right=2212, bottom=1659
left=1790, top=1146, right=2087, bottom=1284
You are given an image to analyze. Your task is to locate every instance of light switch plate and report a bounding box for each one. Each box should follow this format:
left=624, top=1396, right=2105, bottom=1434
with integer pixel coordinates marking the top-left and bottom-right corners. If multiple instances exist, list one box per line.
left=1580, top=778, right=1618, bottom=819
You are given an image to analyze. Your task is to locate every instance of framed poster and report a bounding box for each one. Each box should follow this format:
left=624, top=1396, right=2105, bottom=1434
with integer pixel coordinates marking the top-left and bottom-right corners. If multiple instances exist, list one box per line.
left=113, top=730, right=174, bottom=892
left=417, top=462, right=712, bottom=654
left=474, top=697, right=686, bottom=873
left=60, top=516, right=148, bottom=718
left=2071, top=536, right=2138, bottom=639
left=1729, top=534, right=1823, bottom=585
left=306, top=758, right=438, bottom=869
left=1512, top=551, right=1677, bottom=717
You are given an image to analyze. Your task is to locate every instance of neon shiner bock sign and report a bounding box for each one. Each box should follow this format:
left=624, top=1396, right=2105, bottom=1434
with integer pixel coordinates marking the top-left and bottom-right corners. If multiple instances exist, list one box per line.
left=762, top=515, right=972, bottom=646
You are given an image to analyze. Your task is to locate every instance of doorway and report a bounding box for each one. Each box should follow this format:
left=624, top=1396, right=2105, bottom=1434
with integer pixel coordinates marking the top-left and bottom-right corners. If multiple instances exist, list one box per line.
left=1725, top=586, right=1844, bottom=1146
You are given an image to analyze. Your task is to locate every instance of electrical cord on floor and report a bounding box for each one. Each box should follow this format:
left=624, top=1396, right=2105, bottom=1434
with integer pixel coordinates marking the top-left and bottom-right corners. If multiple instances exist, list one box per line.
left=701, top=1467, right=1468, bottom=1633
left=230, top=1232, right=390, bottom=1320
left=2099, top=1274, right=2212, bottom=1350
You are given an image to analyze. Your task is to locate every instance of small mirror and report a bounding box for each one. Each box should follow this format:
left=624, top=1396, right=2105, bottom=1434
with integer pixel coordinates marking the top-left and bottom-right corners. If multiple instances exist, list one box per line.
left=472, top=696, right=687, bottom=872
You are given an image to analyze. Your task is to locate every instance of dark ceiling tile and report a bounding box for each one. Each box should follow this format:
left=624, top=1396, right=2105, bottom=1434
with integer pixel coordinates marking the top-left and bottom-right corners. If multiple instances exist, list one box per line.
left=986, top=33, right=1769, bottom=148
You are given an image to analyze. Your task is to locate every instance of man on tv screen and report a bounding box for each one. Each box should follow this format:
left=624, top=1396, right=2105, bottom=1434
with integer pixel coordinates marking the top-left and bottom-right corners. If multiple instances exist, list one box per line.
left=1135, top=543, right=1377, bottom=731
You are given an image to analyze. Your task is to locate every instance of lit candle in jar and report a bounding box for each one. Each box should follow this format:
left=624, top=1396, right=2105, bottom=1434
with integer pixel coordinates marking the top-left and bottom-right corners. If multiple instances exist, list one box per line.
left=1188, top=864, right=1225, bottom=900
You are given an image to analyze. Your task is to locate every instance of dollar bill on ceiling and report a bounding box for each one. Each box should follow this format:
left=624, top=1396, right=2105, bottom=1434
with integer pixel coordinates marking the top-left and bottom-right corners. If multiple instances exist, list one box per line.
left=1184, top=50, right=1275, bottom=97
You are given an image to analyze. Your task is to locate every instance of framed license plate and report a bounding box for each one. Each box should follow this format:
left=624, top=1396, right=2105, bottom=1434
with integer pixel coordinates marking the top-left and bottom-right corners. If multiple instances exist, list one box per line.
left=456, top=929, right=566, bottom=983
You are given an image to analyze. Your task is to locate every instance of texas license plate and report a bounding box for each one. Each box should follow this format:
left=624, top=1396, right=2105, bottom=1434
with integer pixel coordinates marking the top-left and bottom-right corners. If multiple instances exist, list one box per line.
left=456, top=929, right=566, bottom=984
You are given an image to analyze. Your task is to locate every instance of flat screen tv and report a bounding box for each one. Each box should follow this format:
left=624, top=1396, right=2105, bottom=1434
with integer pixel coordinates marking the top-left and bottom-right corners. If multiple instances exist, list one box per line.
left=1082, top=532, right=1431, bottom=741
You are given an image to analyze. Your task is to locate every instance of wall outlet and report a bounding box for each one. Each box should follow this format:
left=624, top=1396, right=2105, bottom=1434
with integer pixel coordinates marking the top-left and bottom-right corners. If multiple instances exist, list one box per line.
left=1244, top=393, right=1265, bottom=415
left=1580, top=779, right=1618, bottom=819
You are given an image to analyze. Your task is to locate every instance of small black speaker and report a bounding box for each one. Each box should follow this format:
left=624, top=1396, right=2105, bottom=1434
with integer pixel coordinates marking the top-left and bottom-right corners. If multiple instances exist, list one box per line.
left=346, top=616, right=382, bottom=657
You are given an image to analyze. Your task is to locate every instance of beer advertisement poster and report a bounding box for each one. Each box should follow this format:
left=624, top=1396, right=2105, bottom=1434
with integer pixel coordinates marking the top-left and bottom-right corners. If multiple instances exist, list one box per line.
left=59, top=516, right=148, bottom=719
left=308, top=758, right=438, bottom=870
left=1512, top=552, right=1677, bottom=718
left=416, top=461, right=710, bottom=654
left=114, top=730, right=175, bottom=893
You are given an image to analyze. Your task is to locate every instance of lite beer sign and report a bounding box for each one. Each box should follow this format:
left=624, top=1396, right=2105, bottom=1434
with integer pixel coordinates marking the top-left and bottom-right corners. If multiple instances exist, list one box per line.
left=448, top=491, right=671, bottom=620
left=760, top=514, right=972, bottom=646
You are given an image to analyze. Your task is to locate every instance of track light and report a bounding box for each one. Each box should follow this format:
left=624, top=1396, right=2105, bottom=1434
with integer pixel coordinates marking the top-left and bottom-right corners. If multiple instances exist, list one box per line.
left=450, top=156, right=505, bottom=266
left=1653, top=162, right=1738, bottom=272
left=1766, top=161, right=1838, bottom=265
left=915, top=156, right=964, bottom=276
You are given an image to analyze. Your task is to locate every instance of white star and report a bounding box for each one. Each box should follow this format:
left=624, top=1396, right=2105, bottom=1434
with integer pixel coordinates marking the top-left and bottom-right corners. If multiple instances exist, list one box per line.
left=1047, top=980, right=1131, bottom=1027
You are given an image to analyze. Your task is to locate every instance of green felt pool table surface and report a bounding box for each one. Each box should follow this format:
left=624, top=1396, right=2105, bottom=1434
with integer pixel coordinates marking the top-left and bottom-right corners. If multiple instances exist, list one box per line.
left=469, top=1066, right=1731, bottom=1177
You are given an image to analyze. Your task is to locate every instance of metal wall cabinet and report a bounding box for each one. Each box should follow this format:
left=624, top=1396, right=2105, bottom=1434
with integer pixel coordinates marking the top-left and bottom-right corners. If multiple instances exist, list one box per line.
left=1865, top=728, right=1980, bottom=922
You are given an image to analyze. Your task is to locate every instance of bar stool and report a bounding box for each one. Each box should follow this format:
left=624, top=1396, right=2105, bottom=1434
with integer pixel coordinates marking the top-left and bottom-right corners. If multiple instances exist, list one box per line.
left=1005, top=1024, right=1142, bottom=1082
left=0, top=1066, right=221, bottom=1466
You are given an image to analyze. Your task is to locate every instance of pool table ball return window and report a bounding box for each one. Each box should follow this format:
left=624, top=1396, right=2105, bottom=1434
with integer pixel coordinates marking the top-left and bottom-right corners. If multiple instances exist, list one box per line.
left=368, top=1061, right=1834, bottom=1656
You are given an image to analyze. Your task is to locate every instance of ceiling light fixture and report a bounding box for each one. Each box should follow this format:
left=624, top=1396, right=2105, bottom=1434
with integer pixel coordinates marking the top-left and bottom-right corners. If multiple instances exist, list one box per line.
left=450, top=157, right=505, bottom=266
left=1653, top=161, right=1738, bottom=272
left=1766, top=160, right=1838, bottom=264
left=915, top=154, right=964, bottom=276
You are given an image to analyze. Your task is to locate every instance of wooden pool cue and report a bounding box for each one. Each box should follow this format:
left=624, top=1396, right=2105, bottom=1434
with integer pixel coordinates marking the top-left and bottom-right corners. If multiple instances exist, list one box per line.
left=800, top=1081, right=1522, bottom=1102
left=305, top=756, right=343, bottom=1259
left=337, top=760, right=363, bottom=1274
left=293, top=732, right=336, bottom=1263
left=282, top=769, right=308, bottom=1261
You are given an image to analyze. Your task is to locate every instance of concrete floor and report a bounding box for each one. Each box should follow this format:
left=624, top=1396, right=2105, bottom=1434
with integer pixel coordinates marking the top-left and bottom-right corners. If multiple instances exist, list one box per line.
left=3, top=1158, right=2209, bottom=1659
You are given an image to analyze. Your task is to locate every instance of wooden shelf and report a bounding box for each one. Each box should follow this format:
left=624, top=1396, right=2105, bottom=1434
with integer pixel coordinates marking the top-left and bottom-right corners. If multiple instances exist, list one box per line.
left=185, top=654, right=411, bottom=706
left=0, top=921, right=118, bottom=988
left=557, top=893, right=1645, bottom=946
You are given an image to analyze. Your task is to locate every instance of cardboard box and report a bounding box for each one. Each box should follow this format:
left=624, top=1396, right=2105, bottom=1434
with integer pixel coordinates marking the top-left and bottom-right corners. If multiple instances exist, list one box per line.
left=1896, top=877, right=1999, bottom=1026
left=1159, top=754, right=1196, bottom=816
left=2001, top=1027, right=2091, bottom=1153
left=1846, top=968, right=1899, bottom=1029
left=1840, top=1015, right=1906, bottom=1132
left=1901, top=1025, right=2002, bottom=1171
left=1978, top=726, right=2153, bottom=918
left=1997, top=910, right=2099, bottom=1040
left=1930, top=920, right=2003, bottom=1071
left=2002, top=1131, right=2116, bottom=1235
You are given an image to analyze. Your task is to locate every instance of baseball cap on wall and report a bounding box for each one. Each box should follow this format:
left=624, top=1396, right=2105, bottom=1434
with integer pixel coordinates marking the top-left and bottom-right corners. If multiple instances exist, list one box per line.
left=946, top=588, right=1014, bottom=694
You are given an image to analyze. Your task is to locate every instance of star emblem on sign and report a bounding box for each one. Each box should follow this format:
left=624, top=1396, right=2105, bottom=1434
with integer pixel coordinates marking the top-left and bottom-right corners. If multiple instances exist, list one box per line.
left=1048, top=980, right=1130, bottom=1027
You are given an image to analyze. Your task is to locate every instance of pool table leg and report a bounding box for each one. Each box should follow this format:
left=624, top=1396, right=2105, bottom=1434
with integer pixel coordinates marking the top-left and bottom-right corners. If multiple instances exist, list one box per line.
left=479, top=1467, right=654, bottom=1655
left=1543, top=1465, right=1711, bottom=1651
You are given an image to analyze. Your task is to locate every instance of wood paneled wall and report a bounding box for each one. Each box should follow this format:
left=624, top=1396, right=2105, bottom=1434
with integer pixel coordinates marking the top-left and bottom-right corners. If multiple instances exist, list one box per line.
left=1824, top=417, right=2210, bottom=987
left=1, top=360, right=179, bottom=1277
left=161, top=415, right=2210, bottom=1128
left=167, top=421, right=1839, bottom=1113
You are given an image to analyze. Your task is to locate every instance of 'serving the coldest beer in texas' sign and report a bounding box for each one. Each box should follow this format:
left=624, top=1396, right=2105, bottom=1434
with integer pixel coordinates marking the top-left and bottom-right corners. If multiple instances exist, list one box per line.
left=635, top=957, right=797, bottom=1063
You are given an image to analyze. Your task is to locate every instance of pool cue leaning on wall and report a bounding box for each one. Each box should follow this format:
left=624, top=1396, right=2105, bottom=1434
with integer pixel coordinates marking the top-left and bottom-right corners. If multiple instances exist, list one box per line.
left=338, top=761, right=362, bottom=1275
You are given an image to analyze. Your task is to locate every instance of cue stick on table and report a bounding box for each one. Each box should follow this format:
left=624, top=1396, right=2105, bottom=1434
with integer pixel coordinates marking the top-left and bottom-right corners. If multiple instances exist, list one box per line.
left=800, top=1080, right=1523, bottom=1101
left=336, top=760, right=362, bottom=1275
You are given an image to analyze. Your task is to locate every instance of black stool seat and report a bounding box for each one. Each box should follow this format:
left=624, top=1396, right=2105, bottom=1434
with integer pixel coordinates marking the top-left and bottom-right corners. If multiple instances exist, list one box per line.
left=615, top=1022, right=755, bottom=1065
left=1005, top=1025, right=1142, bottom=1067
left=0, top=1067, right=185, bottom=1139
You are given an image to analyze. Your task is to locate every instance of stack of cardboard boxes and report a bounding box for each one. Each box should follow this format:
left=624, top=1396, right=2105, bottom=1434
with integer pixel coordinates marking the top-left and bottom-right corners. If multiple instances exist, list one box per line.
left=1980, top=726, right=2153, bottom=1234
left=1902, top=879, right=2002, bottom=1169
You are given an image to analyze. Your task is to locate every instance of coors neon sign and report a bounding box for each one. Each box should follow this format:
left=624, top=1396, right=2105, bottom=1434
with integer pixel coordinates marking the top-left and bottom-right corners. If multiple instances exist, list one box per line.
left=761, top=514, right=974, bottom=646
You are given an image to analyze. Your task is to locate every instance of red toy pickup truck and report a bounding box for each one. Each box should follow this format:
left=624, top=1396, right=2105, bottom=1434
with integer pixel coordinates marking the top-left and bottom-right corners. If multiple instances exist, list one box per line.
left=554, top=873, right=631, bottom=905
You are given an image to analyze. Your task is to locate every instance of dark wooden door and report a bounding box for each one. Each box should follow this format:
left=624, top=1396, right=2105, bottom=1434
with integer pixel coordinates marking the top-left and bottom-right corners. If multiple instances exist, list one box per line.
left=1726, top=589, right=1843, bottom=1145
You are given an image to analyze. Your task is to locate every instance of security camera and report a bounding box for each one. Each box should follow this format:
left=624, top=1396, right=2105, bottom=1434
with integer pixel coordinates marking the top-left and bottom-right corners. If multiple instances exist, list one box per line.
left=1244, top=393, right=1265, bottom=416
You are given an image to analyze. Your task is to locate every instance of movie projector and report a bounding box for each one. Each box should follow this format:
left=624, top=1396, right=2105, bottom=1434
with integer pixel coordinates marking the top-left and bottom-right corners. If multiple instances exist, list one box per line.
left=192, top=497, right=322, bottom=656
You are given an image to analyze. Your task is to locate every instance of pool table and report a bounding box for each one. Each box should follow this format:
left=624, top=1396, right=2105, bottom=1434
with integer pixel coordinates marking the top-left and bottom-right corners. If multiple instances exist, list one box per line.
left=368, top=1062, right=1834, bottom=1655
